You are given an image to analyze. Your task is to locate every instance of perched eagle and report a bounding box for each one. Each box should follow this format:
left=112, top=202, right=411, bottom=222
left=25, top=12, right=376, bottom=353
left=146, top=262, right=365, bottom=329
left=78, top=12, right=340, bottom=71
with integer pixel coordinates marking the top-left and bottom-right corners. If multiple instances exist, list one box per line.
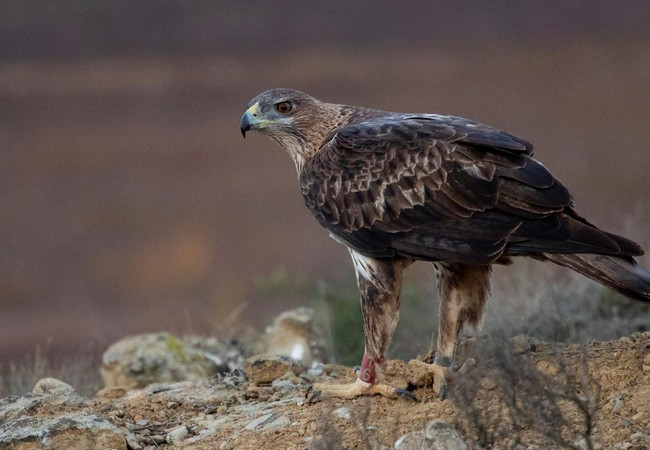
left=240, top=88, right=650, bottom=401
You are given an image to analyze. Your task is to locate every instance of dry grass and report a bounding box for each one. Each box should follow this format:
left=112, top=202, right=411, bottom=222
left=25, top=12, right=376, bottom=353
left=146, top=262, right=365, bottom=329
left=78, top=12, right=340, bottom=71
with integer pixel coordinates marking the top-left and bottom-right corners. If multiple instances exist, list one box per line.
left=451, top=336, right=598, bottom=449
left=0, top=344, right=102, bottom=398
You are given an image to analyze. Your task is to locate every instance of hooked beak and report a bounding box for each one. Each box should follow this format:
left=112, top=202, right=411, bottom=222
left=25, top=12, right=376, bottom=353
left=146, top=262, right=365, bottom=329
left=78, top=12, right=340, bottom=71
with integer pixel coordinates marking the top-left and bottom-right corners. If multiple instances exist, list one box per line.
left=240, top=103, right=261, bottom=138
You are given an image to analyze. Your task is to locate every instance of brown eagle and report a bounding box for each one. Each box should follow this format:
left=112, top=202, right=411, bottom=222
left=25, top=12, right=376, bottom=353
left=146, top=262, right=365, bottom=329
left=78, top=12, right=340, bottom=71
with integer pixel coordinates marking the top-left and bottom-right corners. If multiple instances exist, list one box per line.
left=240, top=88, right=650, bottom=402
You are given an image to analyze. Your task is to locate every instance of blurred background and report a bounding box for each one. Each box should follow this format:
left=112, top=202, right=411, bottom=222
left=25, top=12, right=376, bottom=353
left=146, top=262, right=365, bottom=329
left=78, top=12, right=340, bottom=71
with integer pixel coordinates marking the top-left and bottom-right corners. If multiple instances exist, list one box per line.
left=1, top=1, right=649, bottom=367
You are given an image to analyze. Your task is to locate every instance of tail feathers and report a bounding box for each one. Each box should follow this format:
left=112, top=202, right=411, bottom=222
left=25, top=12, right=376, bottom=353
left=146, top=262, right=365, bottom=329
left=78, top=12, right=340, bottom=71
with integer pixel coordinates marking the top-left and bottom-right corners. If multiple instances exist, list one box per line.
left=543, top=253, right=650, bottom=303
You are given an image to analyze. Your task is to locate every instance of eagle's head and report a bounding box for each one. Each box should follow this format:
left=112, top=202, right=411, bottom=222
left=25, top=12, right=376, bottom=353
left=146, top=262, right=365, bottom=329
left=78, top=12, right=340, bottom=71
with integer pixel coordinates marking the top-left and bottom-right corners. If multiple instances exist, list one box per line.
left=240, top=88, right=342, bottom=170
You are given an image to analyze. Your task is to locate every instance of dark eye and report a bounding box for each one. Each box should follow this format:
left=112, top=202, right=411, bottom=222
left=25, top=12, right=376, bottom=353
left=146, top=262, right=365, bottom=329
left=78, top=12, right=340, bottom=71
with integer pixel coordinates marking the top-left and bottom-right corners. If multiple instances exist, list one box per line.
left=275, top=101, right=293, bottom=114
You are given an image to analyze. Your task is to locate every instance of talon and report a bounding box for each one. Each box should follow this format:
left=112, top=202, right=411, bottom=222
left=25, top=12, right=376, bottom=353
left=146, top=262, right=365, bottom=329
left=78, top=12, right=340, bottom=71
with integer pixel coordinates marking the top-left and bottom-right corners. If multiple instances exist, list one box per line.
left=439, top=383, right=448, bottom=401
left=308, top=389, right=323, bottom=404
left=395, top=388, right=418, bottom=402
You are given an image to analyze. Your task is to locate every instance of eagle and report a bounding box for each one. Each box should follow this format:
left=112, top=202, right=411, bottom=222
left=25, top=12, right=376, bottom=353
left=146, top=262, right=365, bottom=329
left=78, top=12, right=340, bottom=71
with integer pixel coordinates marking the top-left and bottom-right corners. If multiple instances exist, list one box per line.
left=240, top=88, right=650, bottom=402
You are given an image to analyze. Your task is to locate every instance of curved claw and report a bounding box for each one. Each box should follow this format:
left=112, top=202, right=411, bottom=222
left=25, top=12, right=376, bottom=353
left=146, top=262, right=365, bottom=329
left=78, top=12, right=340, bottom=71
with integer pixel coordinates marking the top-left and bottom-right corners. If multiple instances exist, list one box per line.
left=305, top=385, right=323, bottom=405
left=395, top=388, right=418, bottom=402
left=438, top=383, right=448, bottom=401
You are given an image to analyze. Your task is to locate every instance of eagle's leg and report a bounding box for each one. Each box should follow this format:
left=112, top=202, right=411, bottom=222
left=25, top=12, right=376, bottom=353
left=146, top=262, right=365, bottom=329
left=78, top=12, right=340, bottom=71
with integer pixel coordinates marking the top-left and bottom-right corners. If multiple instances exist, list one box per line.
left=308, top=253, right=416, bottom=403
left=416, top=263, right=491, bottom=399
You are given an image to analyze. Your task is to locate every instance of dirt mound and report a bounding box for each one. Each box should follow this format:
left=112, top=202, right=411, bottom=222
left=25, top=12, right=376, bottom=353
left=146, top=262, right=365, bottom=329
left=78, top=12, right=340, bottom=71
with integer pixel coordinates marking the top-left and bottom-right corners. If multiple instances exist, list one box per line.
left=2, top=333, right=649, bottom=449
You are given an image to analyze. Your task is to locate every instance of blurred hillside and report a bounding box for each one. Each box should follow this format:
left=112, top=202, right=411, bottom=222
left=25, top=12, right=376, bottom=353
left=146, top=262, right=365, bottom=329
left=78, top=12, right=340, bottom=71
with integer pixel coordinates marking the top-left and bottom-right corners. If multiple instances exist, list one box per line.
left=1, top=1, right=650, bottom=360
left=3, top=1, right=650, bottom=61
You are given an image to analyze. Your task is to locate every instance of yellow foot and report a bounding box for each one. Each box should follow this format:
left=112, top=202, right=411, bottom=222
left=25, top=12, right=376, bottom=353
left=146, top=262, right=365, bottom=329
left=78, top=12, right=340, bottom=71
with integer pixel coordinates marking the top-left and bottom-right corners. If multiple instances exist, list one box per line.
left=306, top=378, right=417, bottom=404
left=408, top=360, right=453, bottom=400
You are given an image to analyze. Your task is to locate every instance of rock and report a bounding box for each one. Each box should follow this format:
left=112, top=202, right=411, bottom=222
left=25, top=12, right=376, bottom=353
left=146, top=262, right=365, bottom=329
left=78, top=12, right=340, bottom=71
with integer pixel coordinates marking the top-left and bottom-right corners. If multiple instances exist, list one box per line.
left=264, top=415, right=291, bottom=431
left=307, top=362, right=324, bottom=377
left=166, top=425, right=189, bottom=444
left=332, top=407, right=351, bottom=420
left=101, top=332, right=223, bottom=388
left=0, top=411, right=126, bottom=450
left=511, top=334, right=532, bottom=353
left=0, top=393, right=82, bottom=424
left=271, top=379, right=297, bottom=393
left=125, top=431, right=143, bottom=450
left=244, top=354, right=302, bottom=385
left=245, top=412, right=278, bottom=430
left=32, top=377, right=76, bottom=396
left=95, top=386, right=127, bottom=399
left=263, top=307, right=327, bottom=366
left=394, top=421, right=467, bottom=450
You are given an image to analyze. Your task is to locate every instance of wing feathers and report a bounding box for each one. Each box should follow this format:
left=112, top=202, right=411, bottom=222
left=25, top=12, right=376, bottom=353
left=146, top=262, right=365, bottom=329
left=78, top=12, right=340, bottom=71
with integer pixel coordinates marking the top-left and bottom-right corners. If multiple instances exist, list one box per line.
left=300, top=112, right=643, bottom=265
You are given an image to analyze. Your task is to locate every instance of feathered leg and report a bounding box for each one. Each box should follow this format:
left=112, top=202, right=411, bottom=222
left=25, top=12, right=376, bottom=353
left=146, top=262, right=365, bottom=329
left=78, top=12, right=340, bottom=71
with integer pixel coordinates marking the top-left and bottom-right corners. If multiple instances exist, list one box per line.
left=308, top=251, right=416, bottom=403
left=414, top=263, right=491, bottom=399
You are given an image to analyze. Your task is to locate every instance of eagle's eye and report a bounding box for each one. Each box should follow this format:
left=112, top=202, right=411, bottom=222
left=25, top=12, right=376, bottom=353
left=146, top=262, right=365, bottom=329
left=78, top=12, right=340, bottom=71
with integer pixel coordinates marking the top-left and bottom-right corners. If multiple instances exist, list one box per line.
left=275, top=101, right=293, bottom=114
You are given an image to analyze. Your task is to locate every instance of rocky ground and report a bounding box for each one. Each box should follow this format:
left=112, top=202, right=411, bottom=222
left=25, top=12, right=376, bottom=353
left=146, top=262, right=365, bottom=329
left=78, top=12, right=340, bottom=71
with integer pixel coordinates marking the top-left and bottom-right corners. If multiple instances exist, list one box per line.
left=1, top=309, right=650, bottom=449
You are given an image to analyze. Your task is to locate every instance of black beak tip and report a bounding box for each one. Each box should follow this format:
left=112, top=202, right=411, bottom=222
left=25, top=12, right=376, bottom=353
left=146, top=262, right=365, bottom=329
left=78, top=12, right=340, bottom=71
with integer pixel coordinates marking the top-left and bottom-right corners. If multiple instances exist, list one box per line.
left=241, top=127, right=247, bottom=138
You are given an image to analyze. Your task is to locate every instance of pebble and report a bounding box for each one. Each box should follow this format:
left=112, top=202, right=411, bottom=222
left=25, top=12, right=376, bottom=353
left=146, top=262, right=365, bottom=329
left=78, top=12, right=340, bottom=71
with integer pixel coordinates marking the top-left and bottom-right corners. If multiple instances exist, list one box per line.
left=630, top=432, right=647, bottom=440
left=511, top=335, right=531, bottom=354
left=265, top=415, right=291, bottom=430
left=307, top=363, right=324, bottom=377
left=219, top=443, right=233, bottom=450
left=632, top=411, right=645, bottom=421
left=332, top=407, right=351, bottom=420
left=166, top=425, right=189, bottom=444
left=611, top=397, right=624, bottom=413
left=272, top=379, right=297, bottom=393
left=479, top=377, right=498, bottom=390
left=124, top=432, right=143, bottom=450
left=217, top=405, right=227, bottom=414
left=136, top=419, right=149, bottom=426
left=151, top=434, right=166, bottom=445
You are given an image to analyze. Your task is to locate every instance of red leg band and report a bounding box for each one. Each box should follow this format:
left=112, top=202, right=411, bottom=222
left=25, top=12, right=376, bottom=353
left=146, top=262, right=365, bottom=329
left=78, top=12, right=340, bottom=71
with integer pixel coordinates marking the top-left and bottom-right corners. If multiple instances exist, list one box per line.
left=358, top=353, right=384, bottom=384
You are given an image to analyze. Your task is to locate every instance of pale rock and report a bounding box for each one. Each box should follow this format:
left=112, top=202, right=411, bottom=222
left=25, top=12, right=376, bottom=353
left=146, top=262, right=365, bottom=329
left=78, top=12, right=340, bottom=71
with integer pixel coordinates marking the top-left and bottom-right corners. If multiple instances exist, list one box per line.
left=32, top=377, right=76, bottom=396
left=271, top=379, right=296, bottom=393
left=245, top=354, right=302, bottom=385
left=166, top=425, right=189, bottom=444
left=263, top=307, right=326, bottom=366
left=332, top=407, right=351, bottom=420
left=394, top=421, right=467, bottom=450
left=101, top=332, right=223, bottom=388
left=0, top=411, right=126, bottom=450
left=264, top=415, right=291, bottom=431
left=511, top=335, right=532, bottom=353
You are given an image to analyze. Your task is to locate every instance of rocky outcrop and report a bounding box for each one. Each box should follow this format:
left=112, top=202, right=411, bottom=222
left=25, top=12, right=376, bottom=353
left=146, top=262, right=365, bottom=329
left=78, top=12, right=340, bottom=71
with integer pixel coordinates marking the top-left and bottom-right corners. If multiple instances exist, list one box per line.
left=101, top=332, right=242, bottom=388
left=0, top=411, right=126, bottom=450
left=262, top=307, right=328, bottom=367
left=244, top=354, right=302, bottom=385
left=0, top=378, right=125, bottom=450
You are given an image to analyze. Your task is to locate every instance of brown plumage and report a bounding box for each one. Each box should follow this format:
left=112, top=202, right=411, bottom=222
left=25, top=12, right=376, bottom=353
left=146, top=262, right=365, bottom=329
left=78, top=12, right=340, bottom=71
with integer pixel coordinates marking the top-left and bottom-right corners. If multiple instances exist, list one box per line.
left=241, top=88, right=650, bottom=401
